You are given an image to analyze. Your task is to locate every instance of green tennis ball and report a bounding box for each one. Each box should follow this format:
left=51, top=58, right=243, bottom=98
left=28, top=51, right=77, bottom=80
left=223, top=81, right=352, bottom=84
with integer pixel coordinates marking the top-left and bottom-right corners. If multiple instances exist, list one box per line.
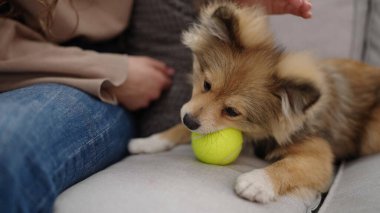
left=191, top=128, right=243, bottom=165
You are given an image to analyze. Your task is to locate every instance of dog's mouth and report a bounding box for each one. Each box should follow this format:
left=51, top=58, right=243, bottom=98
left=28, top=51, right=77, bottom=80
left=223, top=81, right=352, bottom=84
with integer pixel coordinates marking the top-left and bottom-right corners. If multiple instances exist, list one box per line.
left=184, top=126, right=224, bottom=135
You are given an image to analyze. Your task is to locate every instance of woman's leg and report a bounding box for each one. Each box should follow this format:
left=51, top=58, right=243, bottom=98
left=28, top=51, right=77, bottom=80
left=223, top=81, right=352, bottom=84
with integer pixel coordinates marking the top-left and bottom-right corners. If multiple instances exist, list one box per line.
left=0, top=84, right=135, bottom=213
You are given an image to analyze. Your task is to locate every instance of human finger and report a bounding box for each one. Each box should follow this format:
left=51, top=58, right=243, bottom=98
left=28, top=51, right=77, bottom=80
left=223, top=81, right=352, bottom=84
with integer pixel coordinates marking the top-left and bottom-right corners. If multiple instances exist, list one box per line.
left=300, top=1, right=312, bottom=18
left=146, top=57, right=175, bottom=76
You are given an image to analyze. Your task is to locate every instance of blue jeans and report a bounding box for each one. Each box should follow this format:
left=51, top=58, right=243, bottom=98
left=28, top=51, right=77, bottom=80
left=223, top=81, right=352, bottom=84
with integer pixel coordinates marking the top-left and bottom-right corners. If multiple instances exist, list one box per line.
left=0, top=84, right=135, bottom=213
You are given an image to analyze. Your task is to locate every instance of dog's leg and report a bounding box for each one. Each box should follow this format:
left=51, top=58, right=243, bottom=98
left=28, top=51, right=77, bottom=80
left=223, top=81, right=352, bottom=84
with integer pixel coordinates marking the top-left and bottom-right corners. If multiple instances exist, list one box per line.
left=235, top=137, right=333, bottom=203
left=129, top=124, right=190, bottom=154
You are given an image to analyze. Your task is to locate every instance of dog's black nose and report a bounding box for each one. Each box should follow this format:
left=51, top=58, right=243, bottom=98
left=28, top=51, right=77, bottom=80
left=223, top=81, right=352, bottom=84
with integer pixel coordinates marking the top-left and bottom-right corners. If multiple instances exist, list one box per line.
left=183, top=114, right=200, bottom=130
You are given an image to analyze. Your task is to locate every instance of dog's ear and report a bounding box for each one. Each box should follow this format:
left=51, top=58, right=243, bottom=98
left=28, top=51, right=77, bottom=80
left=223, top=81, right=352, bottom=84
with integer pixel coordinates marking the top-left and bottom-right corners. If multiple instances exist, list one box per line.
left=209, top=5, right=242, bottom=48
left=182, top=4, right=241, bottom=51
left=182, top=2, right=273, bottom=51
left=275, top=80, right=320, bottom=116
left=206, top=4, right=273, bottom=49
left=274, top=53, right=324, bottom=117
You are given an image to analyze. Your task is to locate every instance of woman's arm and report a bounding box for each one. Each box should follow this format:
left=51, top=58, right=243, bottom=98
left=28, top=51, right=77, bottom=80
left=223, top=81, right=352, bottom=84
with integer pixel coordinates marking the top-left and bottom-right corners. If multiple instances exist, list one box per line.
left=0, top=18, right=173, bottom=110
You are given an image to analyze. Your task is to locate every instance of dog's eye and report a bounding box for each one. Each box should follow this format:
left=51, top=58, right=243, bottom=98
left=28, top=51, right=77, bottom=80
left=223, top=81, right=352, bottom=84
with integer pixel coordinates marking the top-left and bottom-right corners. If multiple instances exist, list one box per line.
left=203, top=81, right=211, bottom=92
left=223, top=107, right=240, bottom=117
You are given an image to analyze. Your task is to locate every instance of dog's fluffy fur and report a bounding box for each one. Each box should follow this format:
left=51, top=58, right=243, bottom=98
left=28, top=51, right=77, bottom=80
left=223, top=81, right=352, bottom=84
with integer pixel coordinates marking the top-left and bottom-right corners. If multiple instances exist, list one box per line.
left=129, top=1, right=380, bottom=203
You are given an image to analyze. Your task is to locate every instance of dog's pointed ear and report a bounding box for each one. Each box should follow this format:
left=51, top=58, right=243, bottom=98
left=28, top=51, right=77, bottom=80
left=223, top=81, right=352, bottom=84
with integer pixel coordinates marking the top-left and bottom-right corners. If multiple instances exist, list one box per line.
left=274, top=53, right=323, bottom=117
left=275, top=80, right=320, bottom=116
left=182, top=2, right=273, bottom=52
left=209, top=5, right=242, bottom=48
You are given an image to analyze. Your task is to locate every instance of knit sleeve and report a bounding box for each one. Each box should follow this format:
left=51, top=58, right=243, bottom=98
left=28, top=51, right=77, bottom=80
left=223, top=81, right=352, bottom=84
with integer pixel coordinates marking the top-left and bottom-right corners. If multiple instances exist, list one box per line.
left=0, top=18, right=129, bottom=104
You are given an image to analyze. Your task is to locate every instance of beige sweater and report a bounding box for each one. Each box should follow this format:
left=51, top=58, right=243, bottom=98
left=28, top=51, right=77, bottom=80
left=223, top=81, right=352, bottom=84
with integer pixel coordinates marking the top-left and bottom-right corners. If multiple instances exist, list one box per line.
left=0, top=0, right=134, bottom=104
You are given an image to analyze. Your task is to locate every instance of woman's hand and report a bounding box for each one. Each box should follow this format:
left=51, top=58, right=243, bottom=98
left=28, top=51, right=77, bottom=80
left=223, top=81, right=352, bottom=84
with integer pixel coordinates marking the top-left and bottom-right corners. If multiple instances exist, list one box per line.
left=111, top=56, right=175, bottom=111
left=236, top=0, right=312, bottom=19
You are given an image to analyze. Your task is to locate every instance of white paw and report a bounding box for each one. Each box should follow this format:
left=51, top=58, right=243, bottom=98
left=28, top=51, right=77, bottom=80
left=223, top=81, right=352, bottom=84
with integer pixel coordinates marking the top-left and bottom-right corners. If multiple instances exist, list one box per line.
left=235, top=169, right=277, bottom=203
left=128, top=134, right=175, bottom=154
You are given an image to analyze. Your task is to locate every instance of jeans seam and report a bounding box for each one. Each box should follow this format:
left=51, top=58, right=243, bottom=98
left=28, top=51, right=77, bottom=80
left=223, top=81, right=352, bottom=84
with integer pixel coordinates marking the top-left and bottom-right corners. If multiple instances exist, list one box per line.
left=36, top=110, right=125, bottom=212
left=53, top=109, right=124, bottom=182
left=28, top=84, right=64, bottom=118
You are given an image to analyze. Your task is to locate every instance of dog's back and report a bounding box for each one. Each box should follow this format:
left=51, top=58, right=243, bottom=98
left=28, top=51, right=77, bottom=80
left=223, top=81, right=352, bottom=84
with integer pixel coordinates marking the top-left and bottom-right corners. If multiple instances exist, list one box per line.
left=315, top=59, right=380, bottom=159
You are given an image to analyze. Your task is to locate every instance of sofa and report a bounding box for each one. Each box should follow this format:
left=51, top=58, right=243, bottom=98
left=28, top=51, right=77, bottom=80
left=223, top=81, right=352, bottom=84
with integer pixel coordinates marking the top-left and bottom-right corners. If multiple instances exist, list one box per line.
left=54, top=0, right=380, bottom=212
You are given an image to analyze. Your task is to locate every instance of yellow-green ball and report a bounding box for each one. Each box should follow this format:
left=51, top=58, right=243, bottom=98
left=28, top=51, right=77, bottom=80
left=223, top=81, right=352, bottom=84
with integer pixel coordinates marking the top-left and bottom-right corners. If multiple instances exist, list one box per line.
left=191, top=128, right=243, bottom=165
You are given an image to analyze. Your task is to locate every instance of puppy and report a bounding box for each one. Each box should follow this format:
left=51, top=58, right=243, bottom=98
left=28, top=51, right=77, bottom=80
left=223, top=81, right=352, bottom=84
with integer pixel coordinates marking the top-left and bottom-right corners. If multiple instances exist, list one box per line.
left=128, top=1, right=380, bottom=203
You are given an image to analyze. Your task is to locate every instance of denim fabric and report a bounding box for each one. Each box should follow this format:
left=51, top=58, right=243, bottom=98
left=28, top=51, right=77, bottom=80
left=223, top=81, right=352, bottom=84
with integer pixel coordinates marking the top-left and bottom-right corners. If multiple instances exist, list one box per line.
left=0, top=84, right=135, bottom=213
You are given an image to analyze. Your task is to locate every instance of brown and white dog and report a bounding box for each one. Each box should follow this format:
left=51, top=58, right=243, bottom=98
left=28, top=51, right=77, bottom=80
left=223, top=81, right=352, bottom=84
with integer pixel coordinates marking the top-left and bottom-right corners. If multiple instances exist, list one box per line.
left=128, top=1, right=380, bottom=203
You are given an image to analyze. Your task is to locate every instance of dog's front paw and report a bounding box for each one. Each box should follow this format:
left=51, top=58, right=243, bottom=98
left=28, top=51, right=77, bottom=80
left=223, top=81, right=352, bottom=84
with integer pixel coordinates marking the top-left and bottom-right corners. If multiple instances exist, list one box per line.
left=128, top=134, right=175, bottom=154
left=235, top=169, right=277, bottom=203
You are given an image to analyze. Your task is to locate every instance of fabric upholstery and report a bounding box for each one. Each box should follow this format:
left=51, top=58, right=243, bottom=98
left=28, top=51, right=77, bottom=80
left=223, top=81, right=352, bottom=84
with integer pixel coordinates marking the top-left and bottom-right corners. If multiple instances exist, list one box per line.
left=269, top=0, right=353, bottom=59
left=123, top=0, right=196, bottom=137
left=361, top=0, right=380, bottom=66
left=54, top=145, right=320, bottom=213
left=319, top=155, right=380, bottom=213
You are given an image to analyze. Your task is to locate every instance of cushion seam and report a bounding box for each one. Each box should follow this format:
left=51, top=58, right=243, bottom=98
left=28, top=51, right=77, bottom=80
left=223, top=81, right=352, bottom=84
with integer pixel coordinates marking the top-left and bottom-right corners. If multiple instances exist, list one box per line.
left=317, top=163, right=345, bottom=213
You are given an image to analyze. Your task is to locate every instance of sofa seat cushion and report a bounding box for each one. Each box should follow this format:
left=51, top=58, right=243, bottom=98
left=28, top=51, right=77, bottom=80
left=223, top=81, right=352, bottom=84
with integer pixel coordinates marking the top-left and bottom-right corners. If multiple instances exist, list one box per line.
left=54, top=145, right=321, bottom=213
left=319, top=154, right=380, bottom=213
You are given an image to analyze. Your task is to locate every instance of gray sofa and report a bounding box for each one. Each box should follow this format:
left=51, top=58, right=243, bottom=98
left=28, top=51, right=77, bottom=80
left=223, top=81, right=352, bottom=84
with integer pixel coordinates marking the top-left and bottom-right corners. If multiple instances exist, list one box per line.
left=54, top=0, right=380, bottom=212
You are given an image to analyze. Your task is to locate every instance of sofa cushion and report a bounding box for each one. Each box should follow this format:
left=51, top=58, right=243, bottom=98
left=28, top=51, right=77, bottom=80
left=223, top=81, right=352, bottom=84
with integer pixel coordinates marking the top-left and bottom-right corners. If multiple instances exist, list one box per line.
left=360, top=0, right=380, bottom=66
left=54, top=145, right=321, bottom=213
left=124, top=0, right=195, bottom=137
left=269, top=0, right=353, bottom=59
left=318, top=154, right=380, bottom=213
